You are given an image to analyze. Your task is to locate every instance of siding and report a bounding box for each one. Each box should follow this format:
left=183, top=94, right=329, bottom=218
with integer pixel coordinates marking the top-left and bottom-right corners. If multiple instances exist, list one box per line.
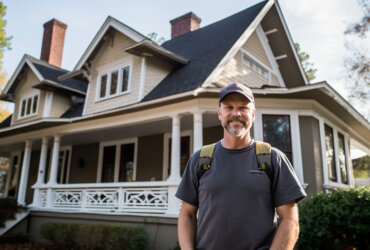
left=136, top=134, right=163, bottom=181
left=84, top=31, right=141, bottom=115
left=68, top=143, right=99, bottom=183
left=144, top=57, right=173, bottom=98
left=13, top=67, right=46, bottom=125
left=215, top=31, right=280, bottom=88
left=299, top=116, right=323, bottom=195
left=48, top=93, right=72, bottom=118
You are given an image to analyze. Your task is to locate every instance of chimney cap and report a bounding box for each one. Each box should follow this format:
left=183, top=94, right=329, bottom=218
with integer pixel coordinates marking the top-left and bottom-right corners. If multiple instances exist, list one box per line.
left=43, top=18, right=67, bottom=29
left=170, top=12, right=201, bottom=24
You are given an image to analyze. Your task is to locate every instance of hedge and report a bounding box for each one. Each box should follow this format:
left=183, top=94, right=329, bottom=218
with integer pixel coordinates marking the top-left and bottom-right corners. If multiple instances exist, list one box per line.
left=297, top=186, right=370, bottom=250
left=40, top=222, right=149, bottom=250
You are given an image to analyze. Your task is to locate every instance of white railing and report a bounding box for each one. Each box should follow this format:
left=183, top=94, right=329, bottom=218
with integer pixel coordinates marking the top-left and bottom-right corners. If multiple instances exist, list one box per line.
left=35, top=181, right=180, bottom=215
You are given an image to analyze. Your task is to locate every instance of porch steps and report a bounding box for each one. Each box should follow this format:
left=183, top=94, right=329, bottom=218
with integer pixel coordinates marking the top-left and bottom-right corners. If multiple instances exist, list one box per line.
left=0, top=211, right=29, bottom=235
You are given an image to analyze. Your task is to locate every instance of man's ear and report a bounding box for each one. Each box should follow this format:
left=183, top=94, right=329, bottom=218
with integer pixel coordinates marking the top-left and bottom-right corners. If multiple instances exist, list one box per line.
left=217, top=106, right=222, bottom=121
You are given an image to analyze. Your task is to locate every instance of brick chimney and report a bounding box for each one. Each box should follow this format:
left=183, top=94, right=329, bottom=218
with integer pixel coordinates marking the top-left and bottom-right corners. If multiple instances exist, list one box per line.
left=40, top=19, right=67, bottom=67
left=170, top=12, right=201, bottom=39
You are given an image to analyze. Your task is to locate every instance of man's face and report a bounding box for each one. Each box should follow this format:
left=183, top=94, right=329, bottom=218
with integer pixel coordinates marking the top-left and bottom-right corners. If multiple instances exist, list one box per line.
left=217, top=92, right=255, bottom=138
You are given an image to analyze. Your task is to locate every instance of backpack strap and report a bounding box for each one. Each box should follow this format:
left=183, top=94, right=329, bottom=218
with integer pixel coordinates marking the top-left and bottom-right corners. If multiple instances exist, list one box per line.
left=255, top=141, right=274, bottom=185
left=197, top=143, right=217, bottom=179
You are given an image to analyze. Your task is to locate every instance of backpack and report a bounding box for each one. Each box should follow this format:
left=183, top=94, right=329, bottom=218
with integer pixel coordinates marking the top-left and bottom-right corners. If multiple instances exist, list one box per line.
left=196, top=141, right=274, bottom=185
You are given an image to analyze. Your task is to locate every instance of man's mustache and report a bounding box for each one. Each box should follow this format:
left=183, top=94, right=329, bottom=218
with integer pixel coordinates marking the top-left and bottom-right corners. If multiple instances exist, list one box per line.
left=227, top=117, right=246, bottom=125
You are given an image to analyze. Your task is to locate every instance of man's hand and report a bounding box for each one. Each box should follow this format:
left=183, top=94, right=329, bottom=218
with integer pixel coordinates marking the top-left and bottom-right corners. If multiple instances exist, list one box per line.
left=178, top=201, right=198, bottom=250
left=270, top=201, right=300, bottom=250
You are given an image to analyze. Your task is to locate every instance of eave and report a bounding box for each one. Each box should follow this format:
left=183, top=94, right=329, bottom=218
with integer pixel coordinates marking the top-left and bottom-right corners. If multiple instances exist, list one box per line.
left=32, top=80, right=86, bottom=96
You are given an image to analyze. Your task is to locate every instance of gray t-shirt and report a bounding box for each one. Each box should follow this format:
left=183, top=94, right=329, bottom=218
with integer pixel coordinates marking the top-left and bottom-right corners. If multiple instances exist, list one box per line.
left=176, top=141, right=306, bottom=250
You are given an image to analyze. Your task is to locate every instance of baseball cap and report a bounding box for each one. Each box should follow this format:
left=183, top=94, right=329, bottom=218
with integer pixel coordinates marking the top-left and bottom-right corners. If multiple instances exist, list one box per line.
left=219, top=83, right=254, bottom=103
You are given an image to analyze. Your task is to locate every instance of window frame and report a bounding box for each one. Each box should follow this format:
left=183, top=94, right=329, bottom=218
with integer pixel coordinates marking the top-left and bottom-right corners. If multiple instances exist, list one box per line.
left=18, top=94, right=40, bottom=119
left=95, top=64, right=132, bottom=102
left=241, top=49, right=271, bottom=81
left=320, top=120, right=352, bottom=188
left=96, top=137, right=138, bottom=183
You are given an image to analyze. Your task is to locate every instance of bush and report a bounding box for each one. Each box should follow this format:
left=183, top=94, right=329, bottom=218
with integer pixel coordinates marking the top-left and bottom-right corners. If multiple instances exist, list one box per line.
left=40, top=222, right=149, bottom=250
left=297, top=186, right=370, bottom=250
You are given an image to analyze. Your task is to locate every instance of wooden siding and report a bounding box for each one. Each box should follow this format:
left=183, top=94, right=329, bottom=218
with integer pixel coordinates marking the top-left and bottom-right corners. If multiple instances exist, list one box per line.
left=144, top=56, right=173, bottom=98
left=242, top=31, right=271, bottom=68
left=84, top=31, right=141, bottom=115
left=13, top=67, right=46, bottom=125
left=48, top=93, right=72, bottom=118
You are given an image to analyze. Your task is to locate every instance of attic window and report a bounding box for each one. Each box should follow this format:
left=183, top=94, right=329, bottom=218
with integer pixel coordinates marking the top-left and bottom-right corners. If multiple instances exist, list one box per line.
left=19, top=95, right=39, bottom=119
left=242, top=53, right=269, bottom=79
left=97, top=66, right=131, bottom=101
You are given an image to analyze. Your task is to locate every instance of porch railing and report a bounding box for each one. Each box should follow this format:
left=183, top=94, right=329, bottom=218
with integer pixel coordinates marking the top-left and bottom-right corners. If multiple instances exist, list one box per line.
left=33, top=181, right=181, bottom=215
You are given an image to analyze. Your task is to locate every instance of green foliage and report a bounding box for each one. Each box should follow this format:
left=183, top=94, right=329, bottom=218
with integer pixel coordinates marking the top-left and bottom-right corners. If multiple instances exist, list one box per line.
left=40, top=222, right=149, bottom=250
left=294, top=43, right=317, bottom=82
left=352, top=155, right=370, bottom=178
left=147, top=32, right=165, bottom=45
left=0, top=197, right=18, bottom=227
left=0, top=1, right=11, bottom=64
left=297, top=187, right=370, bottom=250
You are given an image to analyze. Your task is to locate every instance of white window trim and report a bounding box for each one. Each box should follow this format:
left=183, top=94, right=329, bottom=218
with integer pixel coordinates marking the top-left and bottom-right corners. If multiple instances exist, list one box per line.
left=95, top=63, right=132, bottom=102
left=319, top=118, right=353, bottom=189
left=59, top=146, right=72, bottom=184
left=241, top=48, right=272, bottom=82
left=254, top=109, right=305, bottom=186
left=163, top=130, right=193, bottom=181
left=18, top=94, right=40, bottom=120
left=97, top=137, right=138, bottom=183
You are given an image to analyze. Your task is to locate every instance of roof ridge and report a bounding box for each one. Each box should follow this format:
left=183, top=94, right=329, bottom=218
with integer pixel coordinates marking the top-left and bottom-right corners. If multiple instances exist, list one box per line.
left=25, top=54, right=69, bottom=72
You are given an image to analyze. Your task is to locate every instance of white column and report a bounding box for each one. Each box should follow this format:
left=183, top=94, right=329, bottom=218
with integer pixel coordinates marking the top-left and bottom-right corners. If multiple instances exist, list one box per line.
left=36, top=137, right=49, bottom=185
left=17, top=140, right=32, bottom=205
left=193, top=111, right=203, bottom=152
left=167, top=114, right=181, bottom=182
left=47, top=135, right=61, bottom=185
left=138, top=56, right=146, bottom=101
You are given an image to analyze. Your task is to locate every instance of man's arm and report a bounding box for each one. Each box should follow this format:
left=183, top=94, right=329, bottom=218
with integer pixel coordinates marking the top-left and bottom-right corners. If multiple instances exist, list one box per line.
left=178, top=201, right=198, bottom=250
left=270, top=201, right=300, bottom=250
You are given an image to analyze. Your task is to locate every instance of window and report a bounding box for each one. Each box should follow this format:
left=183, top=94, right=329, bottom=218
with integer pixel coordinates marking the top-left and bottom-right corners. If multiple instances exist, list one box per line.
left=243, top=53, right=269, bottom=78
left=262, top=115, right=293, bottom=162
left=97, top=66, right=131, bottom=100
left=323, top=123, right=350, bottom=185
left=19, top=95, right=39, bottom=119
left=98, top=139, right=137, bottom=183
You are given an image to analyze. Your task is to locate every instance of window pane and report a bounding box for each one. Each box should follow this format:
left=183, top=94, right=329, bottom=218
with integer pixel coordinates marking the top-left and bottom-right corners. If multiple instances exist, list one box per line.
left=26, top=98, right=32, bottom=115
left=121, top=67, right=129, bottom=92
left=338, top=133, right=348, bottom=184
left=100, top=75, right=107, bottom=98
left=32, top=95, right=38, bottom=114
left=325, top=124, right=337, bottom=182
left=101, top=146, right=116, bottom=183
left=263, top=115, right=292, bottom=163
left=21, top=100, right=26, bottom=117
left=119, top=143, right=135, bottom=182
left=110, top=71, right=118, bottom=95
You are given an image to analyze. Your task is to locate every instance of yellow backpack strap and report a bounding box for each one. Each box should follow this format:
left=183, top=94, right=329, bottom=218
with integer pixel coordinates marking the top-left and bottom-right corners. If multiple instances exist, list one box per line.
left=255, top=141, right=274, bottom=184
left=197, top=143, right=217, bottom=179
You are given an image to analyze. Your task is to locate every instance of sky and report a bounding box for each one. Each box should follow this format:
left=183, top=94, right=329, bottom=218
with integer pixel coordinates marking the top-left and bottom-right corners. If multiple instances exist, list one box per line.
left=1, top=0, right=368, bottom=112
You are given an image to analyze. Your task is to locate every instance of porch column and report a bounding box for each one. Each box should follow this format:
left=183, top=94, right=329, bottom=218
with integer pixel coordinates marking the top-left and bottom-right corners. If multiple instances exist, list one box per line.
left=168, top=114, right=181, bottom=182
left=17, top=139, right=32, bottom=205
left=47, top=135, right=61, bottom=185
left=31, top=137, right=49, bottom=207
left=193, top=111, right=203, bottom=152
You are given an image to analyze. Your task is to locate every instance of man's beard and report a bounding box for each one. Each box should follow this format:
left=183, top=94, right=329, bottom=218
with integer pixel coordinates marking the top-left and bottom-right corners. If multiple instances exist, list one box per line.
left=224, top=117, right=249, bottom=137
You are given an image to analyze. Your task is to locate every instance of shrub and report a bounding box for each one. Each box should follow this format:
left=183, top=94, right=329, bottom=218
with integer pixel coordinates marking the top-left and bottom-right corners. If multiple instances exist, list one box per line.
left=297, top=186, right=370, bottom=250
left=40, top=222, right=149, bottom=250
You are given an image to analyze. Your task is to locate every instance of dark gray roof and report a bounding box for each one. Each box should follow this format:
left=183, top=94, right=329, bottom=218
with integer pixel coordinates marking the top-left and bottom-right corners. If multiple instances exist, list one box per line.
left=61, top=103, right=84, bottom=118
left=142, top=1, right=267, bottom=102
left=0, top=115, right=12, bottom=129
left=33, top=62, right=88, bottom=93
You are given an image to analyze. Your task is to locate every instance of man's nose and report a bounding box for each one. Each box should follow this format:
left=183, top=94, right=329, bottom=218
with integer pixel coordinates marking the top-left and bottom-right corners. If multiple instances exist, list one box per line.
left=231, top=108, right=241, bottom=117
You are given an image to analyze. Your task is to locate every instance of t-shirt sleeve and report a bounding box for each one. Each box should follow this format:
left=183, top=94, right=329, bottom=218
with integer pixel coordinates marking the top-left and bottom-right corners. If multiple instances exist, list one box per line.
left=175, top=150, right=200, bottom=207
left=271, top=148, right=307, bottom=207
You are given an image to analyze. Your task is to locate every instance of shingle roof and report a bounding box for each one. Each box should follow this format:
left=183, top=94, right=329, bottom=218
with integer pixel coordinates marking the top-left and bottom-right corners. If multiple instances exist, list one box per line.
left=142, top=0, right=267, bottom=102
left=32, top=62, right=88, bottom=93
left=61, top=103, right=84, bottom=118
left=0, top=115, right=12, bottom=129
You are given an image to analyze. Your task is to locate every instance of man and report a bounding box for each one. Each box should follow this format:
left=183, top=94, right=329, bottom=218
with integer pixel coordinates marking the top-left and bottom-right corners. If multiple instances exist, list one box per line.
left=176, top=83, right=306, bottom=250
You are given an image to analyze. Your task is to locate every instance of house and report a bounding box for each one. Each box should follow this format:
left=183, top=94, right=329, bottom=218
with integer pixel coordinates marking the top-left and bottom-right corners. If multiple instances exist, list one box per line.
left=0, top=0, right=369, bottom=248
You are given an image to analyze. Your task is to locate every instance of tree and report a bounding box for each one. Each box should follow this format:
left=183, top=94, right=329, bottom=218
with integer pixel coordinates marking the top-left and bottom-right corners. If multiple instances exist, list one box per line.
left=0, top=1, right=12, bottom=122
left=147, top=32, right=165, bottom=45
left=294, top=43, right=317, bottom=82
left=344, top=0, right=369, bottom=120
